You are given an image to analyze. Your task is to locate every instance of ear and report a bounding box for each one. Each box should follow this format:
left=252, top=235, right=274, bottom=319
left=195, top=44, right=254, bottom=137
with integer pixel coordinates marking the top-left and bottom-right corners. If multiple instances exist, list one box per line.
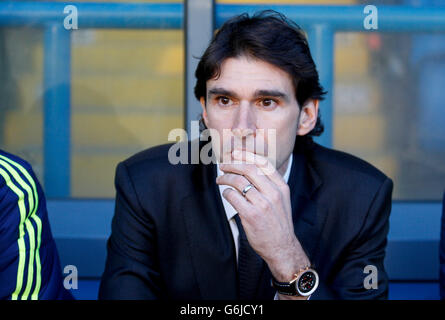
left=200, top=97, right=209, bottom=127
left=296, top=99, right=319, bottom=136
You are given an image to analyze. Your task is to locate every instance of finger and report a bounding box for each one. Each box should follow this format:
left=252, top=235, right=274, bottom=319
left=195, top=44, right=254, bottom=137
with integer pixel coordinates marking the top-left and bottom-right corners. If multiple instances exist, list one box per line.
left=231, top=150, right=292, bottom=216
left=216, top=173, right=250, bottom=192
left=222, top=188, right=255, bottom=218
left=232, top=149, right=289, bottom=192
left=217, top=173, right=272, bottom=209
left=220, top=163, right=285, bottom=210
left=219, top=163, right=277, bottom=196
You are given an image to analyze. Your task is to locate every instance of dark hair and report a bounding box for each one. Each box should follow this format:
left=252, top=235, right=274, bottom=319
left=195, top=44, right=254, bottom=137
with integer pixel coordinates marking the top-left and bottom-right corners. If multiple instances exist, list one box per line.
left=194, top=10, right=326, bottom=136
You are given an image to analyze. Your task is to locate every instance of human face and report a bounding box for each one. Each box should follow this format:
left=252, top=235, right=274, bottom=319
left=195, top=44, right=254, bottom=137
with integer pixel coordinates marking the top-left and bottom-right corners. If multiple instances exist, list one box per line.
left=200, top=55, right=318, bottom=175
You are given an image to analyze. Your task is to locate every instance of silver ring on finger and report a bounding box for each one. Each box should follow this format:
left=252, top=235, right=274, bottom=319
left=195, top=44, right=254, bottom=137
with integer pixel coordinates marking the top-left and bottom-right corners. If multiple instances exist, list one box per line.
left=241, top=184, right=254, bottom=197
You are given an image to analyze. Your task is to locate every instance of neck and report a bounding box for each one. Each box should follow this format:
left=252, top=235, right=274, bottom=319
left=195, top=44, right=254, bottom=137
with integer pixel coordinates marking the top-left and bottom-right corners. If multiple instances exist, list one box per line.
left=277, top=156, right=290, bottom=177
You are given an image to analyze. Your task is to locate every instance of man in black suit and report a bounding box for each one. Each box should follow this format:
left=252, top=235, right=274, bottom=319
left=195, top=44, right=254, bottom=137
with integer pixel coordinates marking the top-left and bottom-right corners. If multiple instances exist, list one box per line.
left=99, top=11, right=393, bottom=300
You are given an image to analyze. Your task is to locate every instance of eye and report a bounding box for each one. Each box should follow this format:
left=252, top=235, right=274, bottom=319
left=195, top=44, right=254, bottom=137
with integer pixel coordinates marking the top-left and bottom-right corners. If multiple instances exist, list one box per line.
left=217, top=96, right=233, bottom=107
left=260, top=98, right=278, bottom=109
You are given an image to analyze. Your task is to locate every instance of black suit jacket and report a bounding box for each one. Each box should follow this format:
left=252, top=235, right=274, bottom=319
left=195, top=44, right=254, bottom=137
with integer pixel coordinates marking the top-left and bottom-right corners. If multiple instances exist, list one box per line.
left=99, top=137, right=393, bottom=300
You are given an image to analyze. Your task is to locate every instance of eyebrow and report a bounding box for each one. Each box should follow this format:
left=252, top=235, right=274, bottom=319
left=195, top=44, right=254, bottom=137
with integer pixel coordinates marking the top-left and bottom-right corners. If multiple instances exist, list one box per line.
left=208, top=88, right=237, bottom=99
left=254, top=89, right=289, bottom=102
left=207, top=87, right=290, bottom=102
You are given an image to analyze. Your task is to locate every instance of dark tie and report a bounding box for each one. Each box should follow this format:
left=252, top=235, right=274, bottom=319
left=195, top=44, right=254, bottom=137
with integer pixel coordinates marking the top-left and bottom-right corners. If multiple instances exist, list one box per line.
left=234, top=214, right=264, bottom=300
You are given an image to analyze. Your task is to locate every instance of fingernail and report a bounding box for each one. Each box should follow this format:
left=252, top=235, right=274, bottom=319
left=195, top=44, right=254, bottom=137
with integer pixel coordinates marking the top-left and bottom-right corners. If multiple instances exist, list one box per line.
left=222, top=188, right=232, bottom=197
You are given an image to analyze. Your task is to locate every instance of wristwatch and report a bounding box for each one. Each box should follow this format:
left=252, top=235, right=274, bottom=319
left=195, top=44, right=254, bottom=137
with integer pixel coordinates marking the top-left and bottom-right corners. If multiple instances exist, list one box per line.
left=271, top=267, right=319, bottom=297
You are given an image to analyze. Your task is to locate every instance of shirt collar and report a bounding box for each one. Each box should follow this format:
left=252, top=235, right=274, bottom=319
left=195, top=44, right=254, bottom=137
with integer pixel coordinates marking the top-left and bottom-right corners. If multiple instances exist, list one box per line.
left=216, top=153, right=294, bottom=222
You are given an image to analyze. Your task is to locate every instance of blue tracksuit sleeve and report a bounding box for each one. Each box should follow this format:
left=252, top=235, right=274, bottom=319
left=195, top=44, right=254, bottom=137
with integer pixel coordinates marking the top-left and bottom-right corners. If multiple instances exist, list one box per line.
left=0, top=150, right=73, bottom=300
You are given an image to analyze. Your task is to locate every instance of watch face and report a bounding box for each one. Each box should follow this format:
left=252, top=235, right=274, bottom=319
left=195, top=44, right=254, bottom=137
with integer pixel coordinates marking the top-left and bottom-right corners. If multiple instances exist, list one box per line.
left=297, top=271, right=317, bottom=294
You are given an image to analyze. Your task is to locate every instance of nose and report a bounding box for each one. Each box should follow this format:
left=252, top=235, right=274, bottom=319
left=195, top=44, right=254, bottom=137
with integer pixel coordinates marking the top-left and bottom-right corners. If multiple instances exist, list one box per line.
left=232, top=101, right=256, bottom=138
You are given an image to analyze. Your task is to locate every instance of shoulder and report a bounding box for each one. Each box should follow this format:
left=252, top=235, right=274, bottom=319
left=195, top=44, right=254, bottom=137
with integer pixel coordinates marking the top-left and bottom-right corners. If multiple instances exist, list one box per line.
left=116, top=141, right=200, bottom=192
left=0, top=150, right=34, bottom=176
left=0, top=150, right=38, bottom=229
left=0, top=150, right=35, bottom=194
left=122, top=142, right=176, bottom=169
left=306, top=142, right=392, bottom=202
left=310, top=142, right=389, bottom=183
left=305, top=143, right=394, bottom=248
left=120, top=140, right=195, bottom=175
left=114, top=141, right=206, bottom=214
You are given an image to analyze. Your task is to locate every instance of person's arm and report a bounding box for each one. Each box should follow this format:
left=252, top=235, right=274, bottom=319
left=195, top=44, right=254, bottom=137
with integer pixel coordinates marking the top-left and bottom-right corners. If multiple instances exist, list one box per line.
left=99, top=161, right=162, bottom=299
left=0, top=154, right=72, bottom=300
left=311, top=177, right=393, bottom=300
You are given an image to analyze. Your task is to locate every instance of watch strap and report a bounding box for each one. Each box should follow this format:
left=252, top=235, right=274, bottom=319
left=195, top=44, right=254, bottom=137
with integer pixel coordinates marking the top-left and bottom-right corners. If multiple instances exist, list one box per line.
left=271, top=267, right=319, bottom=297
left=271, top=277, right=298, bottom=295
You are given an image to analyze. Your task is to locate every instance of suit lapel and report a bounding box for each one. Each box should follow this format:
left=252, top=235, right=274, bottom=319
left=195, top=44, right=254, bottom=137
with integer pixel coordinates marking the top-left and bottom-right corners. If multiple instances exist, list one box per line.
left=287, top=140, right=325, bottom=265
left=181, top=160, right=238, bottom=299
